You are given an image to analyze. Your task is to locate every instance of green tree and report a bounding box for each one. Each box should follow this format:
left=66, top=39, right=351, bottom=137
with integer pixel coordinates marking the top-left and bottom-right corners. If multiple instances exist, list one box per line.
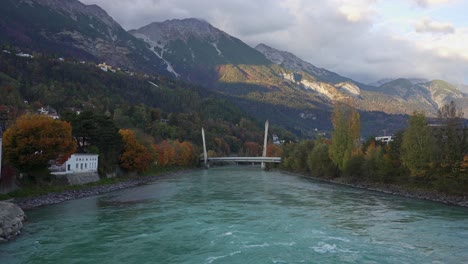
left=434, top=101, right=465, bottom=172
left=329, top=102, right=361, bottom=172
left=307, top=140, right=336, bottom=178
left=401, top=112, right=434, bottom=177
left=62, top=111, right=123, bottom=173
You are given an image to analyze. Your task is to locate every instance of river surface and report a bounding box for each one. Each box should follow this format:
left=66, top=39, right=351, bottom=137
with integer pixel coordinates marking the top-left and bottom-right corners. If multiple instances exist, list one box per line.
left=1, top=167, right=468, bottom=263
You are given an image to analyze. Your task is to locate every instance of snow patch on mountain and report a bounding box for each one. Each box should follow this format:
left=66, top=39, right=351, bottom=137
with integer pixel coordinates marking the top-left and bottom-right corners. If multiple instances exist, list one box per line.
left=211, top=42, right=222, bottom=56
left=132, top=32, right=179, bottom=77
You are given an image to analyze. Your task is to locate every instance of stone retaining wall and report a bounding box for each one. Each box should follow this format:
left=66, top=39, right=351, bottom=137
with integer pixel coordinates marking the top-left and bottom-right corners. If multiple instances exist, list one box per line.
left=0, top=201, right=26, bottom=243
left=55, top=172, right=100, bottom=185
left=66, top=172, right=100, bottom=185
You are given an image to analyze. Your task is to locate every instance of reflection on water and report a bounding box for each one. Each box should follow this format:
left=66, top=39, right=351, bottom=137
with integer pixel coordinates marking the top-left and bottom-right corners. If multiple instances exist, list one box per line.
left=1, top=166, right=468, bottom=264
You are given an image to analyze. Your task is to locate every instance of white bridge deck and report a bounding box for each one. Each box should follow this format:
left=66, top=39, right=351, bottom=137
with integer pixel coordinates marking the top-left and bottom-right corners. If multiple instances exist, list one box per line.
left=202, top=157, right=281, bottom=163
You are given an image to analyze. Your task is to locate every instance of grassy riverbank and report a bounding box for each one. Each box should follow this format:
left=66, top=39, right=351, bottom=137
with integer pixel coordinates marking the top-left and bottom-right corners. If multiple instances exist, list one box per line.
left=0, top=167, right=191, bottom=202
left=282, top=169, right=468, bottom=208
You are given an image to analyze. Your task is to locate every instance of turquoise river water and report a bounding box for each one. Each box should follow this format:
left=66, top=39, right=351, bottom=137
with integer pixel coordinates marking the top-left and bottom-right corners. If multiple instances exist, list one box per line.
left=1, top=167, right=468, bottom=263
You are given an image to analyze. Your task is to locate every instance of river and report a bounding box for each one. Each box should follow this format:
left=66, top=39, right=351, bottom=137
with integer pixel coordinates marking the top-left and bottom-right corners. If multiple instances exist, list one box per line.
left=1, top=167, right=468, bottom=263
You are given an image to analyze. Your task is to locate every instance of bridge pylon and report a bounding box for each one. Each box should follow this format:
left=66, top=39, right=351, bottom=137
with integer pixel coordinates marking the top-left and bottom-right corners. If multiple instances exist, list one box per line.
left=261, top=120, right=269, bottom=170
left=202, top=127, right=208, bottom=168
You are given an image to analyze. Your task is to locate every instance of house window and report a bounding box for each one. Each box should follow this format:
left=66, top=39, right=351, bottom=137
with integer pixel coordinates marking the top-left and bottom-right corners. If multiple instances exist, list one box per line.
left=76, top=164, right=78, bottom=169
left=81, top=163, right=83, bottom=170
left=67, top=164, right=71, bottom=171
left=85, top=163, right=87, bottom=169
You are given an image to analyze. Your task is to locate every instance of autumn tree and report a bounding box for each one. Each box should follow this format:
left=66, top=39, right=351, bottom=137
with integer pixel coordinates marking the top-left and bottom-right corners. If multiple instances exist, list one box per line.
left=401, top=112, right=434, bottom=177
left=329, top=102, right=361, bottom=172
left=119, top=129, right=153, bottom=173
left=156, top=140, right=175, bottom=167
left=155, top=140, right=196, bottom=167
left=2, top=114, right=76, bottom=180
left=242, top=142, right=262, bottom=156
left=174, top=141, right=197, bottom=166
left=266, top=143, right=283, bottom=157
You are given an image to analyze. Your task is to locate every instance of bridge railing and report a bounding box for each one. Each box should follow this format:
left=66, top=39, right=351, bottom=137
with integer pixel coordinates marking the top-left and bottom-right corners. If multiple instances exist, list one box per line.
left=200, top=156, right=281, bottom=163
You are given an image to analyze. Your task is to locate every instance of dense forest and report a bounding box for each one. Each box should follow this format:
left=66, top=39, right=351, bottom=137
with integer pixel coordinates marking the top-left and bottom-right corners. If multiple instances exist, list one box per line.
left=281, top=102, right=468, bottom=195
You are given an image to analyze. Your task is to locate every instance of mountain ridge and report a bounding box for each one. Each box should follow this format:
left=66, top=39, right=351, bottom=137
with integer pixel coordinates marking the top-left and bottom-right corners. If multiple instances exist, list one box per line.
left=129, top=18, right=270, bottom=81
left=0, top=0, right=167, bottom=74
left=0, top=1, right=466, bottom=137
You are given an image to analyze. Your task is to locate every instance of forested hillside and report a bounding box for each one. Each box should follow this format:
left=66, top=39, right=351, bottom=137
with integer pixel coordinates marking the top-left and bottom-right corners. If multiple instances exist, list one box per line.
left=0, top=49, right=293, bottom=159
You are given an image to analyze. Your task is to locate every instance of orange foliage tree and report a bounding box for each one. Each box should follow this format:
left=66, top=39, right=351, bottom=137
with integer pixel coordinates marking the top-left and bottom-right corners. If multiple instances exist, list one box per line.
left=177, top=141, right=196, bottom=166
left=155, top=140, right=197, bottom=167
left=119, top=129, right=153, bottom=173
left=2, top=114, right=76, bottom=174
left=266, top=143, right=283, bottom=157
left=156, top=140, right=174, bottom=167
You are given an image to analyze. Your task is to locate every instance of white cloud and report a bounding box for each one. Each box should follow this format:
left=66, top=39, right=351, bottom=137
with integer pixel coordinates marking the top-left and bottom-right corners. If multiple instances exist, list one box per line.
left=336, top=0, right=377, bottom=22
left=412, top=0, right=453, bottom=8
left=416, top=17, right=455, bottom=34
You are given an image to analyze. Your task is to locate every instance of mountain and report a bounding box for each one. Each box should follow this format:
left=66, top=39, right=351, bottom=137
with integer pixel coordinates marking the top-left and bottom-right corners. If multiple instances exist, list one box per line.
left=129, top=18, right=270, bottom=82
left=371, top=78, right=429, bottom=87
left=1, top=1, right=465, bottom=137
left=0, top=0, right=167, bottom=73
left=130, top=18, right=468, bottom=136
left=366, top=78, right=466, bottom=114
left=255, top=44, right=467, bottom=116
left=255, top=43, right=372, bottom=90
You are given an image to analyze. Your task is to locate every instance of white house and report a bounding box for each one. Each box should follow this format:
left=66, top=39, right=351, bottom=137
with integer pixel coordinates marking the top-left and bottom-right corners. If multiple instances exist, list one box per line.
left=50, top=153, right=99, bottom=175
left=375, top=136, right=394, bottom=144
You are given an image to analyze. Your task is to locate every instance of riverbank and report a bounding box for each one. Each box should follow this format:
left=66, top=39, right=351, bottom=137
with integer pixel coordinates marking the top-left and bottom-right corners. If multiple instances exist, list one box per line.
left=10, top=169, right=197, bottom=210
left=283, top=171, right=468, bottom=208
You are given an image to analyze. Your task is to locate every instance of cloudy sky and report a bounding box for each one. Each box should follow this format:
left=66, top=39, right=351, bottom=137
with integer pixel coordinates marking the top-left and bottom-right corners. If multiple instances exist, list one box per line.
left=81, top=0, right=468, bottom=88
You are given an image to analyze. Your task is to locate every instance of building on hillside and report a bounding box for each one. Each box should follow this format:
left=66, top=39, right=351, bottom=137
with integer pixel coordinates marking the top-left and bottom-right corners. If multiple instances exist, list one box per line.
left=97, top=62, right=116, bottom=73
left=16, top=52, right=33, bottom=58
left=272, top=134, right=285, bottom=145
left=37, top=106, right=60, bottom=119
left=375, top=136, right=394, bottom=144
